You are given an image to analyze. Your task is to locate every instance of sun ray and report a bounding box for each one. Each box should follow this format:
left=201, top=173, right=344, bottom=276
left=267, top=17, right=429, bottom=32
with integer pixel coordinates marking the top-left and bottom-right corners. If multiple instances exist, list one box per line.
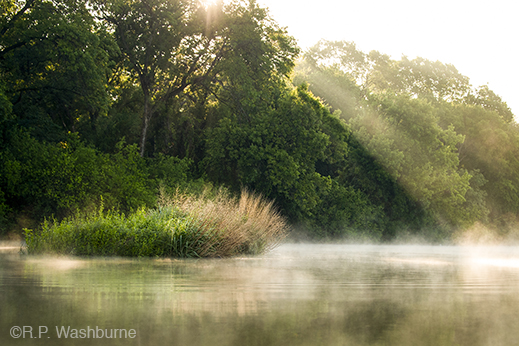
left=200, top=0, right=222, bottom=9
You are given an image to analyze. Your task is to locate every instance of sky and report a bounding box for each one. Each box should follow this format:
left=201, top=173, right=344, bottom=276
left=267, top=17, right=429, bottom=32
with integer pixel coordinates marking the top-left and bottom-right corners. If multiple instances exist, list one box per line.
left=256, top=0, right=518, bottom=117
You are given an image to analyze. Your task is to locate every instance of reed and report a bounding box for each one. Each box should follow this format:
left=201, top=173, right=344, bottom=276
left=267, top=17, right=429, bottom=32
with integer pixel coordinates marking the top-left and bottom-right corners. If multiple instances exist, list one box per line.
left=24, top=189, right=288, bottom=258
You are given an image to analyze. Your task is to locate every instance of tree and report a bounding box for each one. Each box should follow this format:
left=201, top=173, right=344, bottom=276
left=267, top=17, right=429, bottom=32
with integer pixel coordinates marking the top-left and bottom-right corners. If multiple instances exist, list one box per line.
left=440, top=103, right=519, bottom=222
left=295, top=40, right=517, bottom=234
left=299, top=40, right=513, bottom=111
left=1, top=0, right=112, bottom=141
left=96, top=0, right=211, bottom=156
left=348, top=94, right=482, bottom=229
left=464, top=85, right=514, bottom=123
left=95, top=0, right=298, bottom=157
left=377, top=56, right=471, bottom=103
left=204, top=84, right=384, bottom=237
left=0, top=0, right=38, bottom=59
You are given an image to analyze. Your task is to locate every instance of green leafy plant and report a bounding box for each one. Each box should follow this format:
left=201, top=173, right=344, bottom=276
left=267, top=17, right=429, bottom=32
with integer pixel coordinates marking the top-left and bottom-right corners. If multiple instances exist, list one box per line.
left=24, top=189, right=287, bottom=258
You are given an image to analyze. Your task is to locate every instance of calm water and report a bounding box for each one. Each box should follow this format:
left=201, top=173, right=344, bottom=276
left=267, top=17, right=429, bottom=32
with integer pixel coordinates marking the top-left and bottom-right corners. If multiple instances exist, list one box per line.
left=2, top=242, right=519, bottom=345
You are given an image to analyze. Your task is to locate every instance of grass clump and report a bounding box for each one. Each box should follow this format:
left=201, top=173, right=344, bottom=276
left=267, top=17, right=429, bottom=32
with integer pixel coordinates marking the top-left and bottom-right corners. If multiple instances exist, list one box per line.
left=24, top=189, right=287, bottom=258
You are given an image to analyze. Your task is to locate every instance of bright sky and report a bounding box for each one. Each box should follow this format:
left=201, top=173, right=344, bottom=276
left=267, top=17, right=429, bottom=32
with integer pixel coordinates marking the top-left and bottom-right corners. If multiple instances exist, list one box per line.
left=257, top=0, right=518, bottom=117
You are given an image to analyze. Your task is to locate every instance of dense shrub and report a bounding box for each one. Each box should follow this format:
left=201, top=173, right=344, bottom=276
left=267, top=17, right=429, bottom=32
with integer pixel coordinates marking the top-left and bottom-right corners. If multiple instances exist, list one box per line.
left=0, top=131, right=191, bottom=235
left=204, top=84, right=387, bottom=239
left=25, top=189, right=287, bottom=258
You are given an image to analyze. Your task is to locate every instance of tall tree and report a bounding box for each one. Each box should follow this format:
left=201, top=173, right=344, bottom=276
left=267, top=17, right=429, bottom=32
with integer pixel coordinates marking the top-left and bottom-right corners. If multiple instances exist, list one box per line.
left=205, top=84, right=384, bottom=237
left=1, top=0, right=112, bottom=140
left=300, top=40, right=513, bottom=114
left=295, top=41, right=503, bottom=231
left=95, top=0, right=297, bottom=157
left=0, top=0, right=38, bottom=59
left=95, top=0, right=213, bottom=156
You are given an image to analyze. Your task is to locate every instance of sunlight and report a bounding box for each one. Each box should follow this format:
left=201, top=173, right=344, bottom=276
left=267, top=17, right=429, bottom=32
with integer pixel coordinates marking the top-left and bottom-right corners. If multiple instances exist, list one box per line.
left=28, top=258, right=85, bottom=271
left=384, top=258, right=452, bottom=266
left=200, top=0, right=221, bottom=8
left=0, top=246, right=18, bottom=251
left=472, top=258, right=519, bottom=268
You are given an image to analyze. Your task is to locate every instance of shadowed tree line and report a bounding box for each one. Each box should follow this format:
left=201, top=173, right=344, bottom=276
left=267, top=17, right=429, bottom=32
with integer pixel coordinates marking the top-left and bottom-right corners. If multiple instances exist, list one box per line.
left=0, top=1, right=517, bottom=241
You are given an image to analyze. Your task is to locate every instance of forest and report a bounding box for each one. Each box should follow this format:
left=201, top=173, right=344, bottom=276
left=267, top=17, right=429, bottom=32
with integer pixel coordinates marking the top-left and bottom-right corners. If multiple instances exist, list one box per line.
left=1, top=0, right=518, bottom=243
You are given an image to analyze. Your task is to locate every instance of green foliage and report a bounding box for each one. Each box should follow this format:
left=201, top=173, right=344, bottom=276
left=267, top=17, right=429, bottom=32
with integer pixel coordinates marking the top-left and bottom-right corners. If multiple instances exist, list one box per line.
left=296, top=39, right=518, bottom=237
left=0, top=131, right=155, bottom=231
left=147, top=154, right=194, bottom=194
left=25, top=208, right=195, bottom=257
left=353, top=94, right=474, bottom=228
left=93, top=86, right=143, bottom=152
left=0, top=81, right=12, bottom=124
left=0, top=187, right=10, bottom=231
left=205, top=84, right=383, bottom=238
left=25, top=189, right=287, bottom=257
left=300, top=39, right=512, bottom=112
left=439, top=104, right=519, bottom=220
left=464, top=85, right=514, bottom=123
left=340, top=135, right=436, bottom=239
left=294, top=62, right=363, bottom=118
left=94, top=0, right=206, bottom=155
left=1, top=0, right=113, bottom=141
left=92, top=0, right=298, bottom=156
left=3, top=1, right=518, bottom=243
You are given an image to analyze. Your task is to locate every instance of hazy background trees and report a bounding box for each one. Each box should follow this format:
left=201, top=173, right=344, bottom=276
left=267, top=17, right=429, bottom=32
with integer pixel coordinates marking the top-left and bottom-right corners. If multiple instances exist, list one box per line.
left=295, top=39, right=518, bottom=238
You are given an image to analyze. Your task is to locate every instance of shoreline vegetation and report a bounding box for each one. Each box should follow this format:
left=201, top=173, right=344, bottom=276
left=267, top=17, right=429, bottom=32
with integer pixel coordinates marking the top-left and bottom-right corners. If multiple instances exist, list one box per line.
left=2, top=0, right=519, bottom=249
left=24, top=189, right=288, bottom=258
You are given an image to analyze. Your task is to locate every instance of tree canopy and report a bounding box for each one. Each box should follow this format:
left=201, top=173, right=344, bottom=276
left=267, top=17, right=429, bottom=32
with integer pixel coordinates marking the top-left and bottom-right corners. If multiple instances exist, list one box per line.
left=1, top=4, right=518, bottom=242
left=295, top=39, right=518, bottom=238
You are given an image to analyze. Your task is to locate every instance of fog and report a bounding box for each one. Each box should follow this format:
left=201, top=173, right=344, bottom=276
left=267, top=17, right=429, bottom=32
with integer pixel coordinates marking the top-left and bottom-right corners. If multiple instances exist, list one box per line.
left=2, top=243, right=519, bottom=345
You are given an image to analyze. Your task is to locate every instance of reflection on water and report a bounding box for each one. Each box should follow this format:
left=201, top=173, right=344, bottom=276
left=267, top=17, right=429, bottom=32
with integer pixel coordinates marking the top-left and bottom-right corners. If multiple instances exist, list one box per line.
left=2, top=243, right=519, bottom=345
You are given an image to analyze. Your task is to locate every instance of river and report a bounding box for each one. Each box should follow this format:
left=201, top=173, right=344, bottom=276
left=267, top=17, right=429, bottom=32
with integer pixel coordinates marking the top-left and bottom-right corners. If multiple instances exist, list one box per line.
left=1, top=242, right=519, bottom=345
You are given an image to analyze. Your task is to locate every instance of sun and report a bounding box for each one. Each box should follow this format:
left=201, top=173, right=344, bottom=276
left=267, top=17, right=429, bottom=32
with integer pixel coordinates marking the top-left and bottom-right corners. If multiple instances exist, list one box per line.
left=200, top=0, right=225, bottom=9
left=200, top=0, right=218, bottom=8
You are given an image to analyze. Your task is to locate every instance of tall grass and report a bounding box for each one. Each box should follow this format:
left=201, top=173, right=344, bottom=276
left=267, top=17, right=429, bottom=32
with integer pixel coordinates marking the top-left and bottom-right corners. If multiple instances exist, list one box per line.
left=24, top=189, right=288, bottom=258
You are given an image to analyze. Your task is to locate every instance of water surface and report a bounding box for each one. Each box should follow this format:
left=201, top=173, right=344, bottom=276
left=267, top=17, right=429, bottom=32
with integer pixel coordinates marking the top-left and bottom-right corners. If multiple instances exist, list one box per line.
left=2, top=243, right=519, bottom=345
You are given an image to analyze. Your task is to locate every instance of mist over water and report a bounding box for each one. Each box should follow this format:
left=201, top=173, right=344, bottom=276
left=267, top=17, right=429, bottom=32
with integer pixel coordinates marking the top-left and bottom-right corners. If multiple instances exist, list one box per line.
left=2, top=243, right=519, bottom=345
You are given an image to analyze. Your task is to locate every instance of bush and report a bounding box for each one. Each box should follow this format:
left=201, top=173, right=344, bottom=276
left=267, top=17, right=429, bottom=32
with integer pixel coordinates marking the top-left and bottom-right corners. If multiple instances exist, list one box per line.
left=24, top=189, right=288, bottom=258
left=0, top=132, right=156, bottom=232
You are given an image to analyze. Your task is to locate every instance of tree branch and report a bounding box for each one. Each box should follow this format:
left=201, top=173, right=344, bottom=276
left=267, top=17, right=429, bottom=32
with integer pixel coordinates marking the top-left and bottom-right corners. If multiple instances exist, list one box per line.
left=0, top=0, right=37, bottom=38
left=0, top=41, right=27, bottom=59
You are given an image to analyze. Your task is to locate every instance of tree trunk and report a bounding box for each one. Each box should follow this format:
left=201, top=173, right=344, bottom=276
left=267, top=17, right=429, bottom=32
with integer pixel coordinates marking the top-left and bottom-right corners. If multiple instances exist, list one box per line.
left=140, top=97, right=151, bottom=157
